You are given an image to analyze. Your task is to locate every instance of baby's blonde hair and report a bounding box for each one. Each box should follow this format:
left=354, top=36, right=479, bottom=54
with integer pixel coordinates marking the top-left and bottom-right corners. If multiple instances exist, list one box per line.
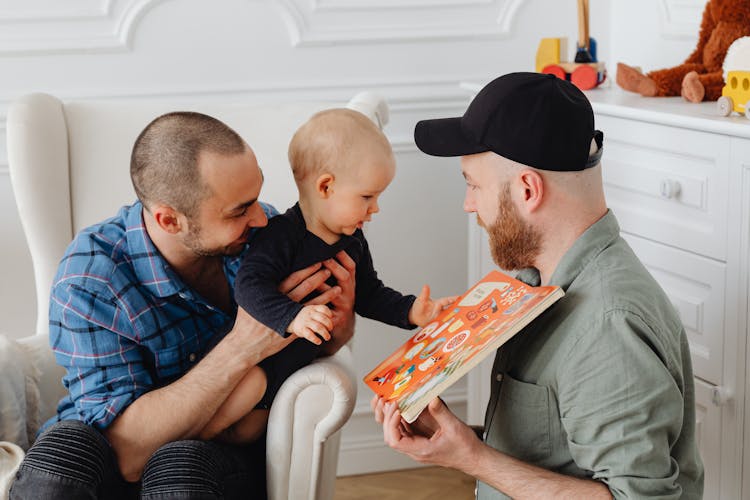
left=288, top=108, right=393, bottom=186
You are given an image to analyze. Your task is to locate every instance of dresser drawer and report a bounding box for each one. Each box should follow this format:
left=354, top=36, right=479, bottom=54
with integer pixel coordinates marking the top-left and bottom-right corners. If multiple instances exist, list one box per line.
left=597, top=115, right=730, bottom=261
left=622, top=232, right=726, bottom=385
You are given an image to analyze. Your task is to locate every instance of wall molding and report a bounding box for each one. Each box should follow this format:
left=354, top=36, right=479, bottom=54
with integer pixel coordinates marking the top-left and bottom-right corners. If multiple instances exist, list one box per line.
left=275, top=0, right=525, bottom=46
left=0, top=0, right=527, bottom=53
left=0, top=74, right=481, bottom=111
left=1, top=78, right=468, bottom=101
left=0, top=76, right=473, bottom=186
left=0, top=77, right=471, bottom=165
left=657, top=0, right=704, bottom=40
left=313, top=0, right=495, bottom=10
left=0, top=0, right=110, bottom=22
left=0, top=0, right=166, bottom=55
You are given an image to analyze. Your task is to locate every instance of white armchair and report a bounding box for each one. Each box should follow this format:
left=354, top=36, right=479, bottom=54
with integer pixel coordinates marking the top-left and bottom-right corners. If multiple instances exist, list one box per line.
left=4, top=91, right=385, bottom=499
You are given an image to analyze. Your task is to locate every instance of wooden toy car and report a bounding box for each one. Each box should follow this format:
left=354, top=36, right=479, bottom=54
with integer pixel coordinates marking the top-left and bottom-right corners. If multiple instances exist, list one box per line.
left=536, top=0, right=606, bottom=91
left=717, top=70, right=750, bottom=119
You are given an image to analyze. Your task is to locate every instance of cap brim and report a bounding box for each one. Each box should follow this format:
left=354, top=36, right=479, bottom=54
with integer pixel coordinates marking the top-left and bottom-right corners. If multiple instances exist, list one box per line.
left=414, top=117, right=489, bottom=157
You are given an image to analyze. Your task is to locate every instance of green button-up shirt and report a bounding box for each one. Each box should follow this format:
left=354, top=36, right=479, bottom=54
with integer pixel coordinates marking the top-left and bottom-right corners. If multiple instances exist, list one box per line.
left=478, top=210, right=704, bottom=499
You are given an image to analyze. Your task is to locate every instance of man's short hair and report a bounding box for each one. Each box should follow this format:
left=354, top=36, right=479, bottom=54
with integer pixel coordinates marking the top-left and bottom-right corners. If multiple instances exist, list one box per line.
left=130, top=111, right=247, bottom=217
left=288, top=108, right=393, bottom=184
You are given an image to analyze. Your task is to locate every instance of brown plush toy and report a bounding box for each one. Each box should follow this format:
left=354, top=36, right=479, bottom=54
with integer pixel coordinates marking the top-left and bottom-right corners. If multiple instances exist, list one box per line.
left=617, top=0, right=750, bottom=102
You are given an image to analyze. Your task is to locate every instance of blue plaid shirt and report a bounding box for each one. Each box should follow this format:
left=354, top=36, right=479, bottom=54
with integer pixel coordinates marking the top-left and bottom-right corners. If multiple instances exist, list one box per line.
left=44, top=201, right=278, bottom=431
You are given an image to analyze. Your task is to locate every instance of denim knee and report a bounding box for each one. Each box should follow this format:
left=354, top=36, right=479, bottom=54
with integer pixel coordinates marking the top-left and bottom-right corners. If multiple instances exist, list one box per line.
left=140, top=440, right=227, bottom=499
left=141, top=439, right=266, bottom=500
left=9, top=420, right=114, bottom=500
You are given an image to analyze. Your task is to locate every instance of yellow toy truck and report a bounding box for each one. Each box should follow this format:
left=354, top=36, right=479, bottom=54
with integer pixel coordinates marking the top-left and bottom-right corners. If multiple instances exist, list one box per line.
left=717, top=71, right=750, bottom=119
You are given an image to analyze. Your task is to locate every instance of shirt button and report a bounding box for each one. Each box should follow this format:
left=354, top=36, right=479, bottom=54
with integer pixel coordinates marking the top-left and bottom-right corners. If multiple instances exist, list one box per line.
left=188, top=353, right=197, bottom=362
left=496, top=373, right=504, bottom=382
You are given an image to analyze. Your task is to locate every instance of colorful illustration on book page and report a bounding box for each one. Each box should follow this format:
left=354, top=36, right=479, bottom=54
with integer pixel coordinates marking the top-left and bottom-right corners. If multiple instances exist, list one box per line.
left=365, top=271, right=560, bottom=416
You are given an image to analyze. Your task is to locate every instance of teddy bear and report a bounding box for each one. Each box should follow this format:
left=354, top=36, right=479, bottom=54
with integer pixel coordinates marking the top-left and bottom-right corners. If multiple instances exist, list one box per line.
left=617, top=0, right=750, bottom=102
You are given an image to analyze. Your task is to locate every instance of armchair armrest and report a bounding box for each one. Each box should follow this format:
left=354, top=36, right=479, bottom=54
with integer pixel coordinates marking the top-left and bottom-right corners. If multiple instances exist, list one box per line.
left=266, top=344, right=356, bottom=500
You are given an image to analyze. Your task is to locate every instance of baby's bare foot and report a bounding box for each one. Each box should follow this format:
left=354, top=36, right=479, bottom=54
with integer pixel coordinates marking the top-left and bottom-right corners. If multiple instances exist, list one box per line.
left=681, top=71, right=705, bottom=102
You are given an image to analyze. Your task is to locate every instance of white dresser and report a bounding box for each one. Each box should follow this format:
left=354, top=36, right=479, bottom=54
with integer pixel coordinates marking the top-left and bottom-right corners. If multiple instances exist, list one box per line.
left=464, top=86, right=749, bottom=499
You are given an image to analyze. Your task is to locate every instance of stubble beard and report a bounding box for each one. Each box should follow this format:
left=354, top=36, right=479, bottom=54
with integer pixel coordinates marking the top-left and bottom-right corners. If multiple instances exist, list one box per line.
left=479, top=185, right=542, bottom=271
left=182, top=218, right=245, bottom=258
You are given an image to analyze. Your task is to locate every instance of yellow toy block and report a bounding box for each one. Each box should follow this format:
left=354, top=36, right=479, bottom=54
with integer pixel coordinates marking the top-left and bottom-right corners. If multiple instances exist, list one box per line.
left=536, top=37, right=567, bottom=73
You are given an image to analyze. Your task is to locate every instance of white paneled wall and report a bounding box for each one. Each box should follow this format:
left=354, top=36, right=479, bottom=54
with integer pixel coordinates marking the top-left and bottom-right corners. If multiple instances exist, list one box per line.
left=608, top=0, right=706, bottom=73
left=0, top=0, right=712, bottom=476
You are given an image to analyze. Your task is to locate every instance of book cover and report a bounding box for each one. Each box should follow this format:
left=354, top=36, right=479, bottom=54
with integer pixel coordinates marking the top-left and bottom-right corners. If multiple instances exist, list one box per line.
left=364, top=269, right=564, bottom=423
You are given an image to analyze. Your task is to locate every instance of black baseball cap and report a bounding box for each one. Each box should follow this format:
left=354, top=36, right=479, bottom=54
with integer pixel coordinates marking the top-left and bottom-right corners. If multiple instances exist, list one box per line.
left=414, top=72, right=603, bottom=171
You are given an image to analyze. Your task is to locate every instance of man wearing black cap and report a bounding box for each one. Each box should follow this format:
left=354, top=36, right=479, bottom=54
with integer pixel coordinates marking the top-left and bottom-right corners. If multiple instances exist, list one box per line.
left=372, top=72, right=703, bottom=499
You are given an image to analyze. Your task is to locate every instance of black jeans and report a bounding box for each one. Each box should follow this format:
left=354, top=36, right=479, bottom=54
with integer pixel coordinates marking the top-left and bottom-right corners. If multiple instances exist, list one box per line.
left=9, top=420, right=267, bottom=500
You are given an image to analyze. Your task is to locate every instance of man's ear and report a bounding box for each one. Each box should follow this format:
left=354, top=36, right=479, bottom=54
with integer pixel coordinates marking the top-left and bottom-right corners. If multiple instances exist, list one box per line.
left=315, top=173, right=335, bottom=199
left=518, top=169, right=544, bottom=213
left=150, top=204, right=184, bottom=234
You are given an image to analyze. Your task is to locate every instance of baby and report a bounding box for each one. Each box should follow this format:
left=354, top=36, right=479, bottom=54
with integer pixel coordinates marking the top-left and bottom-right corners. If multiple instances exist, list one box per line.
left=199, top=108, right=453, bottom=442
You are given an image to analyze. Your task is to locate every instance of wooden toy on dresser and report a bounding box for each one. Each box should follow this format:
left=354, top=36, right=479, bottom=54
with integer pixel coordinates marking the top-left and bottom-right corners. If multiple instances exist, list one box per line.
left=535, top=0, right=606, bottom=91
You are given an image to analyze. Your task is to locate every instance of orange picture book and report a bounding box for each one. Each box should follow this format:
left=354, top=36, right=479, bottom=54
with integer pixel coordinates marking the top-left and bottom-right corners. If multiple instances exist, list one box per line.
left=364, top=269, right=564, bottom=423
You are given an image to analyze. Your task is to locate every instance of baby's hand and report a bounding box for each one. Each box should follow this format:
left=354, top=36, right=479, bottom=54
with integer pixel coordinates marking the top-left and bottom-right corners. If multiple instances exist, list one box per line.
left=408, top=285, right=459, bottom=327
left=287, top=305, right=333, bottom=345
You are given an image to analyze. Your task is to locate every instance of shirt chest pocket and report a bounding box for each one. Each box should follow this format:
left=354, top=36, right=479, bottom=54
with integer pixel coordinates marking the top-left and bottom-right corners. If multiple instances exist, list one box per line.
left=150, top=338, right=201, bottom=381
left=486, top=373, right=552, bottom=463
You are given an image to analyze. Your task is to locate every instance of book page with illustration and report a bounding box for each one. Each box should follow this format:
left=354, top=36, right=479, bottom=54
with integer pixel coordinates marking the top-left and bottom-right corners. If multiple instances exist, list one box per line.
left=364, top=269, right=564, bottom=423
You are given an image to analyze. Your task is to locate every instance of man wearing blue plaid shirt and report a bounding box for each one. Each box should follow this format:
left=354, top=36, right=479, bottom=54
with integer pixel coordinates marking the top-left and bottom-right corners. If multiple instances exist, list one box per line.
left=10, top=111, right=356, bottom=499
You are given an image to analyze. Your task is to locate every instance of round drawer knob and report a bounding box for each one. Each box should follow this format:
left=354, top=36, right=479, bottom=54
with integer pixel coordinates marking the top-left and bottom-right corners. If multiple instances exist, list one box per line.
left=659, top=179, right=681, bottom=199
left=711, top=386, right=732, bottom=407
